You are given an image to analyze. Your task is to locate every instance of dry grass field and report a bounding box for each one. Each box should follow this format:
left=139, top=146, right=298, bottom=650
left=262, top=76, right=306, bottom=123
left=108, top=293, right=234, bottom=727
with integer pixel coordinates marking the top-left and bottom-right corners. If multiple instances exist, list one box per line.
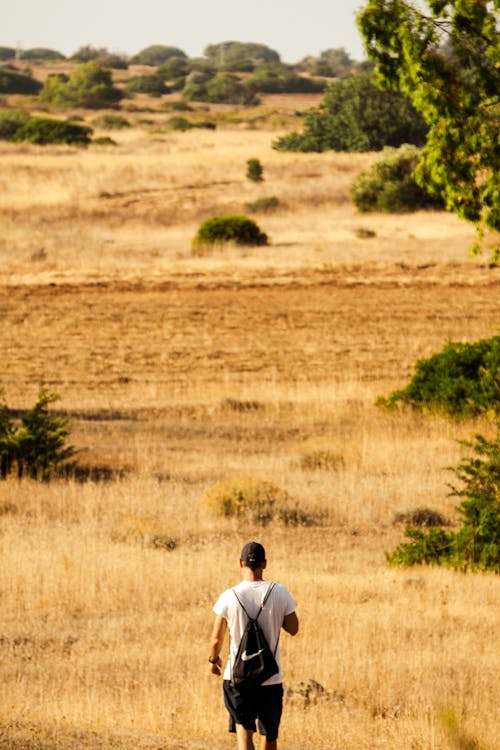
left=0, top=92, right=499, bottom=750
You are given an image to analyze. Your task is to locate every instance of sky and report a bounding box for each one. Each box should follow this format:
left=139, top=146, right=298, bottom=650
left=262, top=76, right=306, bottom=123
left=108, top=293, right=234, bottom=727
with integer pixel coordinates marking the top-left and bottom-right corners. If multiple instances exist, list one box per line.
left=3, top=0, right=367, bottom=64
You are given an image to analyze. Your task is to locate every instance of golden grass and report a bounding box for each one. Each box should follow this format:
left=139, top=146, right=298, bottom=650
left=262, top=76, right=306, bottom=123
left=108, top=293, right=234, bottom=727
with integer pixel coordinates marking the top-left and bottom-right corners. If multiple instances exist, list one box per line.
left=0, top=102, right=499, bottom=749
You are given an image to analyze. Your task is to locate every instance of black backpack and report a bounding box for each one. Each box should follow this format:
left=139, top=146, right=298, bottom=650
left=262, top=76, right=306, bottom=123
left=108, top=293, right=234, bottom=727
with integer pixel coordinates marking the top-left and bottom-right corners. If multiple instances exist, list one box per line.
left=231, top=583, right=279, bottom=689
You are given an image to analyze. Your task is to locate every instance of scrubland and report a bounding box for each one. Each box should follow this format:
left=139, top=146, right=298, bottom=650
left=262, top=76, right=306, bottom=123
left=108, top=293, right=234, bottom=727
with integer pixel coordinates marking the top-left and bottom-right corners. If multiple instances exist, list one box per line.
left=0, top=97, right=498, bottom=749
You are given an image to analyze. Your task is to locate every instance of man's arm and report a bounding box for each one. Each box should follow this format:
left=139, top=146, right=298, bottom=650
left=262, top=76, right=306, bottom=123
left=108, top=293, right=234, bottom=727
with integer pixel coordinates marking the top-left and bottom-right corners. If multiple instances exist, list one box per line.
left=209, top=614, right=227, bottom=675
left=283, top=611, right=299, bottom=636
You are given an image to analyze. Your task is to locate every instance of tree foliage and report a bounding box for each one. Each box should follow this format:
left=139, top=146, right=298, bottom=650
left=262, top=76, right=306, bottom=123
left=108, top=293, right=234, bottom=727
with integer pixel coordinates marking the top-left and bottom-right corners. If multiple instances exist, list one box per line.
left=0, top=67, right=42, bottom=95
left=351, top=144, right=445, bottom=213
left=273, top=72, right=427, bottom=152
left=357, top=0, right=500, bottom=258
left=130, top=45, right=187, bottom=66
left=0, top=386, right=75, bottom=480
left=378, top=336, right=500, bottom=418
left=387, top=429, right=500, bottom=573
left=39, top=62, right=122, bottom=108
left=203, top=42, right=280, bottom=71
left=20, top=48, right=65, bottom=61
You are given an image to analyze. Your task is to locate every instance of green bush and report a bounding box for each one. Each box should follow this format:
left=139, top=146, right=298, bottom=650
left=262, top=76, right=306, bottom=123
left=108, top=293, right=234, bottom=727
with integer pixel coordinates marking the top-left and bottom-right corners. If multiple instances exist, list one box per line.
left=203, top=42, right=280, bottom=71
left=0, top=385, right=75, bottom=481
left=12, top=117, right=92, bottom=145
left=91, top=114, right=130, bottom=129
left=273, top=72, right=427, bottom=153
left=387, top=429, right=500, bottom=573
left=130, top=45, right=187, bottom=66
left=0, top=47, right=16, bottom=60
left=183, top=73, right=257, bottom=105
left=193, top=215, right=268, bottom=249
left=378, top=336, right=500, bottom=418
left=39, top=62, right=122, bottom=109
left=246, top=157, right=263, bottom=182
left=248, top=63, right=325, bottom=94
left=20, top=48, right=65, bottom=61
left=124, top=74, right=168, bottom=97
left=0, top=67, right=42, bottom=95
left=0, top=109, right=30, bottom=139
left=350, top=145, right=445, bottom=213
left=70, top=46, right=128, bottom=69
left=299, top=47, right=356, bottom=77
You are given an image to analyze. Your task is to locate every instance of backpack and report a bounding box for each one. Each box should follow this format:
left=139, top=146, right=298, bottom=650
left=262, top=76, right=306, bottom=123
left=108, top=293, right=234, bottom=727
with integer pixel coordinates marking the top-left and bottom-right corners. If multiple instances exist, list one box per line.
left=231, top=583, right=279, bottom=689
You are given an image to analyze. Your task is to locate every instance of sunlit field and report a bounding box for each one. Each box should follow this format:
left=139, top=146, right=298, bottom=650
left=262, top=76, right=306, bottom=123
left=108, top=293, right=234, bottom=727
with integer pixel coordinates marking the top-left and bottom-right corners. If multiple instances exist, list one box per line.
left=0, top=89, right=498, bottom=750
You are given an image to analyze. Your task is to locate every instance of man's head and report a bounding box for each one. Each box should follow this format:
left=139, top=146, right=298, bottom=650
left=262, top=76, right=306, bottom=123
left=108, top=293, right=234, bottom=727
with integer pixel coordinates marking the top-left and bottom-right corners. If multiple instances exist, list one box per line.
left=240, top=541, right=266, bottom=570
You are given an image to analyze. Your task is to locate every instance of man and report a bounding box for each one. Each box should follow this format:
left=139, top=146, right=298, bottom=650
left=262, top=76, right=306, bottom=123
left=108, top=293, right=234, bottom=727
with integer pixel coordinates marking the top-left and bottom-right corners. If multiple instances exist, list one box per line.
left=209, top=542, right=299, bottom=750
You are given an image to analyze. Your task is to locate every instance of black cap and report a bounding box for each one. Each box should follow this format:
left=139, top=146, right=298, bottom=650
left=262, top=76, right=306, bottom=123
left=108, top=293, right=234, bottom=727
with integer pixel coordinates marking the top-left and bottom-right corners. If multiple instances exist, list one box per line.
left=240, top=541, right=266, bottom=569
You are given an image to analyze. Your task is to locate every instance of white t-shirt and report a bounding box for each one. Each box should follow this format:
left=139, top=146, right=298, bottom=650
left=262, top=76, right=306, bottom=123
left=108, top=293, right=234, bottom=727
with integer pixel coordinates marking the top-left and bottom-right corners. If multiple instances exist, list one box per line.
left=213, top=579, right=296, bottom=685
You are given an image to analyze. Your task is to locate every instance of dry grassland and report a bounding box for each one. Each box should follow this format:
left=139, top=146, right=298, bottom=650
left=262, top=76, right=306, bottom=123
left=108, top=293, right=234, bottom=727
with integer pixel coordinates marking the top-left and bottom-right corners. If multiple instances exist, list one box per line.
left=0, top=106, right=499, bottom=750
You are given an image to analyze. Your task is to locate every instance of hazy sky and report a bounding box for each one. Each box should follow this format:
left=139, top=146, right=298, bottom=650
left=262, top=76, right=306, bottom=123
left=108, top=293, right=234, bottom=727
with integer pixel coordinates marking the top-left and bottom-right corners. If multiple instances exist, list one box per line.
left=4, top=1, right=367, bottom=63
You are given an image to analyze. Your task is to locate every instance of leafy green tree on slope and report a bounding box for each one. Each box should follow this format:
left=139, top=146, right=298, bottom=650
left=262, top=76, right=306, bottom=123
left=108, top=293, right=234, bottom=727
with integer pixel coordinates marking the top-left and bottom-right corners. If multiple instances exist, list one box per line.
left=357, top=0, right=500, bottom=259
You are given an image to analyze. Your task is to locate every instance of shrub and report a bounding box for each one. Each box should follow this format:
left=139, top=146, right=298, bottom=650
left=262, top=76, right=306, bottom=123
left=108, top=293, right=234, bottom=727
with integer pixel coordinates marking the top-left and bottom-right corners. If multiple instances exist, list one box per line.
left=92, top=136, right=117, bottom=146
left=378, top=336, right=500, bottom=418
left=248, top=63, right=325, bottom=94
left=12, top=117, right=92, bottom=145
left=0, top=385, right=75, bottom=481
left=39, top=62, right=122, bottom=109
left=246, top=157, right=263, bottom=182
left=273, top=72, right=427, bottom=153
left=91, top=114, right=130, bottom=129
left=130, top=45, right=187, bottom=66
left=0, top=47, right=16, bottom=60
left=387, top=429, right=500, bottom=572
left=168, top=115, right=191, bottom=131
left=0, top=109, right=30, bottom=139
left=244, top=196, right=281, bottom=213
left=193, top=215, right=268, bottom=249
left=200, top=476, right=314, bottom=525
left=0, top=67, right=42, bottom=95
left=350, top=145, right=445, bottom=213
left=203, top=42, right=280, bottom=71
left=20, top=48, right=65, bottom=61
left=299, top=47, right=356, bottom=77
left=70, top=46, right=128, bottom=69
left=124, top=74, right=168, bottom=97
left=183, top=73, right=258, bottom=105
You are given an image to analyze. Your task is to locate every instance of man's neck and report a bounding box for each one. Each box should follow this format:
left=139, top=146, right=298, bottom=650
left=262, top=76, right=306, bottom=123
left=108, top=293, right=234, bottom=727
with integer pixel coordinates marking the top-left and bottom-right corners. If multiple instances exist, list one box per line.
left=242, top=567, right=264, bottom=582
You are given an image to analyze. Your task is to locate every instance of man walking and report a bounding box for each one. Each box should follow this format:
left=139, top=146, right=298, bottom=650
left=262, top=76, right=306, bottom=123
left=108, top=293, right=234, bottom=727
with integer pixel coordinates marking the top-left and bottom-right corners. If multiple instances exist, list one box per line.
left=209, top=542, right=299, bottom=750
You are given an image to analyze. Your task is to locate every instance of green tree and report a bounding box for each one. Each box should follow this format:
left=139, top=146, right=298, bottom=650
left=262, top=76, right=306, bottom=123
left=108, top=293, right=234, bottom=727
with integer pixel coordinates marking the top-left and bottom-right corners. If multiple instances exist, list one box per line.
left=357, top=0, right=500, bottom=259
left=203, top=42, right=280, bottom=71
left=387, top=429, right=500, bottom=572
left=20, top=47, right=65, bottom=60
left=39, top=61, right=122, bottom=108
left=0, top=68, right=42, bottom=95
left=130, top=45, right=187, bottom=66
left=273, top=72, right=427, bottom=152
left=0, top=386, right=75, bottom=480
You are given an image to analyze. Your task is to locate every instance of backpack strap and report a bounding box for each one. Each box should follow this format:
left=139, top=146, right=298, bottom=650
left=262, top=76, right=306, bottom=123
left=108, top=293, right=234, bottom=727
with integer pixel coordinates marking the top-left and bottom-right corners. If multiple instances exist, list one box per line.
left=232, top=583, right=280, bottom=656
left=233, top=583, right=275, bottom=623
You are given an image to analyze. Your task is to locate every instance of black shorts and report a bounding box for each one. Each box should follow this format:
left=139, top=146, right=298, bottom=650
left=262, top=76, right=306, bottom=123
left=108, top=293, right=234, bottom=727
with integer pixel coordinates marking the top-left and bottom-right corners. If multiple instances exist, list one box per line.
left=223, top=680, right=283, bottom=741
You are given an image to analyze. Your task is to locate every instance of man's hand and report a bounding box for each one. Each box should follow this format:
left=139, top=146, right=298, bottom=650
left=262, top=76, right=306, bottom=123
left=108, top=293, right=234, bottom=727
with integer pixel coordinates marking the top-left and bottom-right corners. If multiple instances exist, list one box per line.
left=209, top=656, right=222, bottom=676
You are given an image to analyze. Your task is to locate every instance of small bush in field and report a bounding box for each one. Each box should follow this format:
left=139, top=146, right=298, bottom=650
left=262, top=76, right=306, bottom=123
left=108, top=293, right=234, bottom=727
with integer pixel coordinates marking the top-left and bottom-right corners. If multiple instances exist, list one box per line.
left=192, top=215, right=268, bottom=249
left=377, top=336, right=500, bottom=418
left=12, top=117, right=92, bottom=145
left=0, top=109, right=30, bottom=139
left=387, top=429, right=500, bottom=572
left=201, top=476, right=313, bottom=525
left=0, top=67, right=42, bottom=95
left=246, top=157, right=263, bottom=182
left=91, top=114, right=130, bottom=129
left=350, top=145, right=444, bottom=213
left=0, top=385, right=75, bottom=481
left=244, top=196, right=280, bottom=213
